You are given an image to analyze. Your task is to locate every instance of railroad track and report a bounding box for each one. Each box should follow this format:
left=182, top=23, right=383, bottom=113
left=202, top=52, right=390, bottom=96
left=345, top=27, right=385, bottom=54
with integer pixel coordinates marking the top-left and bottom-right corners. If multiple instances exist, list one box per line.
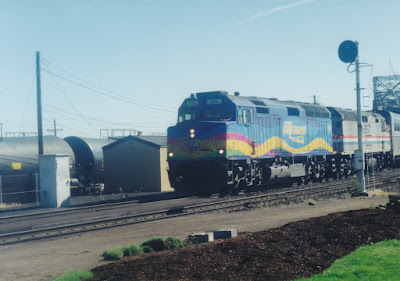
left=1, top=170, right=399, bottom=246
left=0, top=191, right=193, bottom=224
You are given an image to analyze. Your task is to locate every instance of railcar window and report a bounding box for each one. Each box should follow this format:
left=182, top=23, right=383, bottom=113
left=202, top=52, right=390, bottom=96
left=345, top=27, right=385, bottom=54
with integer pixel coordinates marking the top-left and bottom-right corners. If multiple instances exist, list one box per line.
left=206, top=98, right=222, bottom=105
left=244, top=110, right=250, bottom=125
left=287, top=107, right=299, bottom=116
left=238, top=109, right=243, bottom=124
left=375, top=119, right=379, bottom=123
left=178, top=105, right=234, bottom=123
left=186, top=100, right=198, bottom=106
left=381, top=121, right=386, bottom=131
left=362, top=116, right=368, bottom=123
left=300, top=105, right=330, bottom=118
left=256, top=107, right=269, bottom=114
left=395, top=120, right=400, bottom=131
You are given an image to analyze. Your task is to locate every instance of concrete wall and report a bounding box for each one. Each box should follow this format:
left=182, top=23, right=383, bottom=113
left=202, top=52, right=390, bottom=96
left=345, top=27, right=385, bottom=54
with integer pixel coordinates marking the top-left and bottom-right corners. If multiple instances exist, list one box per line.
left=39, top=155, right=71, bottom=208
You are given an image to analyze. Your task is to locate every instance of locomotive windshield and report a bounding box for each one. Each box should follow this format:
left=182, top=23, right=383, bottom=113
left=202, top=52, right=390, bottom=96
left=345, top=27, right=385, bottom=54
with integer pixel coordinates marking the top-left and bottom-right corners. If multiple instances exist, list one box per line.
left=178, top=98, right=235, bottom=123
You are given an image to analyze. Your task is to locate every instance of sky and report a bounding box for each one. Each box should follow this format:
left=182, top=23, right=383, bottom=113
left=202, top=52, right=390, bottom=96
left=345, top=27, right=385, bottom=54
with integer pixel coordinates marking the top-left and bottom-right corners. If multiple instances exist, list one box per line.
left=0, top=0, right=399, bottom=139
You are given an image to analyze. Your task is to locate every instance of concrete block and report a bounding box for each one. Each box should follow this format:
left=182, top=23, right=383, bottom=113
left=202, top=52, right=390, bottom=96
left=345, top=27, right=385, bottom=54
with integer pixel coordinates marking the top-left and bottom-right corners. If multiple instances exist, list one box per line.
left=188, top=232, right=214, bottom=243
left=40, top=154, right=71, bottom=208
left=207, top=229, right=237, bottom=240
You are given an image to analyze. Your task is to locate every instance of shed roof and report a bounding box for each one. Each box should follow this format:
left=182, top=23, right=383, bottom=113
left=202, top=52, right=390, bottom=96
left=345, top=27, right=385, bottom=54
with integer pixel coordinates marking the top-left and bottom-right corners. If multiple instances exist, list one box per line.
left=102, top=135, right=167, bottom=151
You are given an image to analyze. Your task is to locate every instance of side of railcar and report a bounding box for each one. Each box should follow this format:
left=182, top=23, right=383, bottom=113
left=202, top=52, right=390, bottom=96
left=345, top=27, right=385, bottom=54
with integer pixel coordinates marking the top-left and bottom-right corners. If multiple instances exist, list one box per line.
left=376, top=110, right=400, bottom=167
left=224, top=98, right=334, bottom=186
left=328, top=107, right=391, bottom=172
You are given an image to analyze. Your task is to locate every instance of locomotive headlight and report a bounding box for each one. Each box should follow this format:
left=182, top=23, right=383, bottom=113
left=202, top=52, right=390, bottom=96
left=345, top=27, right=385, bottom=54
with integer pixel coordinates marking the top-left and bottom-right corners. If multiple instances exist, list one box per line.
left=218, top=149, right=225, bottom=155
left=190, top=129, right=195, bottom=133
left=190, top=133, right=195, bottom=139
left=168, top=152, right=174, bottom=158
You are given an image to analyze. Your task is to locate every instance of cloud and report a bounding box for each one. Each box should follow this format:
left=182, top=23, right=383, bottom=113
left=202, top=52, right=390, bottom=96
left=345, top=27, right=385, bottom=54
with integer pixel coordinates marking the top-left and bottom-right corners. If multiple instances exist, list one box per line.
left=238, top=0, right=317, bottom=24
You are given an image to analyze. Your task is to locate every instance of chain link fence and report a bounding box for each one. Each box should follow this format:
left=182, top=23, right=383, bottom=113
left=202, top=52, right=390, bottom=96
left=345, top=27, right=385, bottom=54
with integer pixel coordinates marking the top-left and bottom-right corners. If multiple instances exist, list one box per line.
left=0, top=174, right=40, bottom=205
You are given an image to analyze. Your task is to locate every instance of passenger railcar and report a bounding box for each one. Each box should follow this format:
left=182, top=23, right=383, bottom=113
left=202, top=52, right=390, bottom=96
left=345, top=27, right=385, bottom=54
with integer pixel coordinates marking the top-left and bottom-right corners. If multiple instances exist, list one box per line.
left=328, top=108, right=391, bottom=172
left=376, top=111, right=400, bottom=166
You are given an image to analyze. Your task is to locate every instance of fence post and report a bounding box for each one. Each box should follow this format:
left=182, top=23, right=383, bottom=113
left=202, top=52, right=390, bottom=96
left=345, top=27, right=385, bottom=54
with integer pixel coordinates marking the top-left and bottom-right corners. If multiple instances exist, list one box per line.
left=0, top=175, right=2, bottom=205
left=35, top=173, right=39, bottom=205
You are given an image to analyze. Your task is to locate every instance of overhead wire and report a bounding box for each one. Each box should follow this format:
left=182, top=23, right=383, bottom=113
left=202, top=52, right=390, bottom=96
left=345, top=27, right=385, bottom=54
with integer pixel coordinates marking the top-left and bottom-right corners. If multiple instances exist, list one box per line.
left=41, top=58, right=177, bottom=113
left=45, top=105, right=173, bottom=127
left=41, top=60, right=99, bottom=133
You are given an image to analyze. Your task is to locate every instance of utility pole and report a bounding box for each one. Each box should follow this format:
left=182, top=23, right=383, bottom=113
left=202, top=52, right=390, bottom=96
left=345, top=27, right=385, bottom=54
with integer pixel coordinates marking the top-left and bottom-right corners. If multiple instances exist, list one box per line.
left=354, top=45, right=366, bottom=193
left=36, top=51, right=44, bottom=155
left=47, top=119, right=62, bottom=136
left=338, top=40, right=366, bottom=193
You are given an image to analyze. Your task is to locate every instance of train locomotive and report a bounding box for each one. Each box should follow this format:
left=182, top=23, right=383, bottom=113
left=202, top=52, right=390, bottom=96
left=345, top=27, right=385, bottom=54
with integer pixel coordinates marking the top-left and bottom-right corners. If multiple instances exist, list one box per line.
left=167, top=91, right=399, bottom=193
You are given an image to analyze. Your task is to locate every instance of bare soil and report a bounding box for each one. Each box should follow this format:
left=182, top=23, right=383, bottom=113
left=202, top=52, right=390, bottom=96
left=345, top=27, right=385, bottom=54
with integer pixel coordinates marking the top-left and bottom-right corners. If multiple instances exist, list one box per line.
left=0, top=194, right=395, bottom=281
left=89, top=205, right=400, bottom=281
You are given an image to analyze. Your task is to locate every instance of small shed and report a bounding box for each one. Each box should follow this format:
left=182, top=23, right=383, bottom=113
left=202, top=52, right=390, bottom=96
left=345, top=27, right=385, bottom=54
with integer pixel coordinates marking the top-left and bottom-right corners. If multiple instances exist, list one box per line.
left=103, top=135, right=172, bottom=193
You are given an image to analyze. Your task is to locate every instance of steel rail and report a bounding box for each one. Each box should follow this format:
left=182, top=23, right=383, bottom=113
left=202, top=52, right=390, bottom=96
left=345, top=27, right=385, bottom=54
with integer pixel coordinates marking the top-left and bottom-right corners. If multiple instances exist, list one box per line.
left=0, top=192, right=194, bottom=223
left=0, top=180, right=378, bottom=246
left=0, top=170, right=398, bottom=246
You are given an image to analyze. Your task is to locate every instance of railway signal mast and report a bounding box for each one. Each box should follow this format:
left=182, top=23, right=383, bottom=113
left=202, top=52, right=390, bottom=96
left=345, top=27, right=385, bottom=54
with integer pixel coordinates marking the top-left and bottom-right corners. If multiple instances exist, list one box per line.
left=338, top=40, right=366, bottom=193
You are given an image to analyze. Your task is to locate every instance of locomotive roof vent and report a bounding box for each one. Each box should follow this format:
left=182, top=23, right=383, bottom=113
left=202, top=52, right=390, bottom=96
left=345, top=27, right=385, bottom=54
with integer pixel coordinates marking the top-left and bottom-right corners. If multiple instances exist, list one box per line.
left=190, top=93, right=195, bottom=98
left=234, top=92, right=240, bottom=96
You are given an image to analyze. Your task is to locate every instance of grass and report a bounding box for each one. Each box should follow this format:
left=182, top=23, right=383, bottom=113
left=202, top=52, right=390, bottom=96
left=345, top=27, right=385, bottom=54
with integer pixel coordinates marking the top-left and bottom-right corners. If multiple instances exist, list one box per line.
left=294, top=239, right=400, bottom=281
left=53, top=270, right=93, bottom=281
left=123, top=245, right=143, bottom=256
left=140, top=237, right=167, bottom=252
left=165, top=236, right=184, bottom=249
left=102, top=248, right=125, bottom=260
left=102, top=236, right=184, bottom=260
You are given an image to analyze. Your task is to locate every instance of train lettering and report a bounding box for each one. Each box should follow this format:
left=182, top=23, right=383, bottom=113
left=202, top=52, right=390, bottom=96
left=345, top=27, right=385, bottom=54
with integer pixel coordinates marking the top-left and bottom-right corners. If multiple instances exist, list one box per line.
left=283, top=121, right=306, bottom=144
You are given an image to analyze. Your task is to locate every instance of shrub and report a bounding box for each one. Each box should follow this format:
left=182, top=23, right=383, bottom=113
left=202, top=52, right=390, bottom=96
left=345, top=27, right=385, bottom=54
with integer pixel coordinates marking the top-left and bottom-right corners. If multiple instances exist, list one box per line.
left=123, top=245, right=143, bottom=256
left=102, top=248, right=125, bottom=260
left=141, top=245, right=155, bottom=253
left=140, top=237, right=166, bottom=252
left=53, top=270, right=93, bottom=281
left=165, top=237, right=184, bottom=249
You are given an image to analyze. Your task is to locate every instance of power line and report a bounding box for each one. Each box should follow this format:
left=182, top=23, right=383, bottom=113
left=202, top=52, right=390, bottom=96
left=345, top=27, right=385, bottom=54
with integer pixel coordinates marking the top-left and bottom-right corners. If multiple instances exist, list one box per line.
left=41, top=60, right=98, bottom=132
left=40, top=58, right=177, bottom=112
left=45, top=105, right=174, bottom=127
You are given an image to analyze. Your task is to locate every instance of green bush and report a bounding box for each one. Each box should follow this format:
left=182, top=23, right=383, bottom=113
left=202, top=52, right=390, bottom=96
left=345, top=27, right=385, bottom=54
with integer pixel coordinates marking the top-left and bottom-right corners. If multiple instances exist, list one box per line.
left=123, top=245, right=143, bottom=256
left=165, top=236, right=184, bottom=249
left=53, top=270, right=93, bottom=281
left=141, top=245, right=155, bottom=253
left=141, top=237, right=166, bottom=252
left=102, top=248, right=125, bottom=260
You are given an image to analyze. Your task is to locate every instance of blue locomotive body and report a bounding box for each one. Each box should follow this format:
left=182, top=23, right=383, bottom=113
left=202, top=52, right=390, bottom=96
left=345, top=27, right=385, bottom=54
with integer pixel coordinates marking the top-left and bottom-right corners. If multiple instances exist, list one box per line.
left=167, top=91, right=397, bottom=193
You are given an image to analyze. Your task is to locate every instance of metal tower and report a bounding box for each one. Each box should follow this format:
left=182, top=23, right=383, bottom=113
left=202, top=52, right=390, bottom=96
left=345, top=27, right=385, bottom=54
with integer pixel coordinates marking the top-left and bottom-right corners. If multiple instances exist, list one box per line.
left=373, top=75, right=400, bottom=113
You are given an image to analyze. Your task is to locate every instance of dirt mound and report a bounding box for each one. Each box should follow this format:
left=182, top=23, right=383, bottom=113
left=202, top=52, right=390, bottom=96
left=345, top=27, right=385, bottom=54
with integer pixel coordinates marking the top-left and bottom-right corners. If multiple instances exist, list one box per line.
left=89, top=207, right=400, bottom=281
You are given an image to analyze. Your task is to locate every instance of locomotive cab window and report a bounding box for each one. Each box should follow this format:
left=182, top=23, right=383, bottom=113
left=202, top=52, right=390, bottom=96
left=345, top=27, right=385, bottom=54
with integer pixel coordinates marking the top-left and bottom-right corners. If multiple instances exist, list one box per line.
left=177, top=101, right=235, bottom=123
